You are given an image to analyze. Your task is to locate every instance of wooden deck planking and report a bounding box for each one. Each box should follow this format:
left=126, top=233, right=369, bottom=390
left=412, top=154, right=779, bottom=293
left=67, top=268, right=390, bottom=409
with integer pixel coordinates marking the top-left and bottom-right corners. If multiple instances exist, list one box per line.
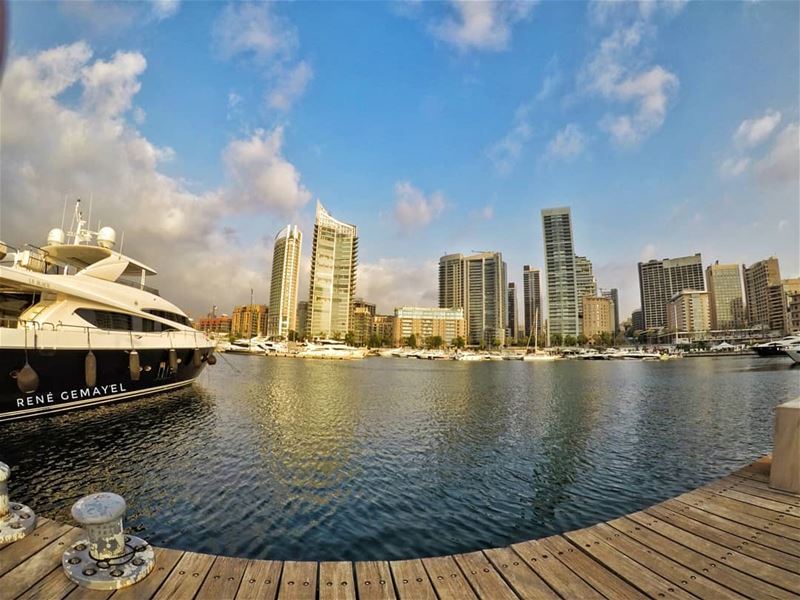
left=354, top=561, right=396, bottom=600
left=482, top=545, right=560, bottom=600
left=420, top=554, right=477, bottom=600
left=318, top=561, right=356, bottom=600
left=1, top=458, right=798, bottom=600
left=452, top=550, right=518, bottom=600
left=234, top=559, right=282, bottom=600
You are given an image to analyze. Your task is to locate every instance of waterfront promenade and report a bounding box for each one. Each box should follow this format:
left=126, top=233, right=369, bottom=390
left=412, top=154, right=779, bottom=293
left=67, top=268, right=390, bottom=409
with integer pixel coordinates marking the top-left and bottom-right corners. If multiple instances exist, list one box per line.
left=1, top=456, right=798, bottom=599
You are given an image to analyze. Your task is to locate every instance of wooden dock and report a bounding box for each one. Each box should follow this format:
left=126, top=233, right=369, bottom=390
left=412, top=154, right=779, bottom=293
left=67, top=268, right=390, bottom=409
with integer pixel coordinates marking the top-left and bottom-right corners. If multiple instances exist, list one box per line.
left=1, top=456, right=798, bottom=600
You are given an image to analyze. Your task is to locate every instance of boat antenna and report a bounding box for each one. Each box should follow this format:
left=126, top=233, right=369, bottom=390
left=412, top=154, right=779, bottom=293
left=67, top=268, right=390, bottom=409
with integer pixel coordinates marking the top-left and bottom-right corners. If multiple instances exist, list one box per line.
left=88, top=194, right=93, bottom=232
left=61, top=195, right=67, bottom=230
left=119, top=230, right=124, bottom=255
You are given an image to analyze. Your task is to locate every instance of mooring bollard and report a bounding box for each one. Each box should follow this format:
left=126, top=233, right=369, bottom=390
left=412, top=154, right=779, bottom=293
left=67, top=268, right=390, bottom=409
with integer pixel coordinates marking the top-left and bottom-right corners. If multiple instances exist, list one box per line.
left=62, top=492, right=155, bottom=590
left=770, top=398, right=800, bottom=494
left=0, top=461, right=36, bottom=544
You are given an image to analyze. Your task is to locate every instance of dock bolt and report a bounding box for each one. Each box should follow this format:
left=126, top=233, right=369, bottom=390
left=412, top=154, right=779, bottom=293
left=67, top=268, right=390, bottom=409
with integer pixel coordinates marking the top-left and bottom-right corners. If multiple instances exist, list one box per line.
left=0, top=462, right=36, bottom=544
left=62, top=492, right=155, bottom=590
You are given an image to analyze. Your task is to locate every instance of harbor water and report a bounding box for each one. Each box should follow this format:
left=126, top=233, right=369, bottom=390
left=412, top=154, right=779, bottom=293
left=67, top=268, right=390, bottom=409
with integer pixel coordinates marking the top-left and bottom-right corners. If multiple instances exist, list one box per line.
left=1, top=355, right=797, bottom=561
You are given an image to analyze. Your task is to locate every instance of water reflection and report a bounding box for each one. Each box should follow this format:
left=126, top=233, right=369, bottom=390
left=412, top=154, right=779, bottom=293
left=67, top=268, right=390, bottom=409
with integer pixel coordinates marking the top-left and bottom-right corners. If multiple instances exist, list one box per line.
left=0, top=355, right=795, bottom=561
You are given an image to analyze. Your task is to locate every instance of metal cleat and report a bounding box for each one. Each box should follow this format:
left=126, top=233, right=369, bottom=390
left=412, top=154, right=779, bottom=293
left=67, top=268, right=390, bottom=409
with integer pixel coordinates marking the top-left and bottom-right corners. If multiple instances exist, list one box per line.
left=62, top=492, right=155, bottom=590
left=0, top=462, right=36, bottom=544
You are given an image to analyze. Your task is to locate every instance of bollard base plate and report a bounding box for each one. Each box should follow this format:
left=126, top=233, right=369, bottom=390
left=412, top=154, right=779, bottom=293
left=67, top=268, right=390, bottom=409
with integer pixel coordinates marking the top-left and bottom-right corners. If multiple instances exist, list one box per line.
left=62, top=535, right=155, bottom=590
left=0, top=503, right=36, bottom=544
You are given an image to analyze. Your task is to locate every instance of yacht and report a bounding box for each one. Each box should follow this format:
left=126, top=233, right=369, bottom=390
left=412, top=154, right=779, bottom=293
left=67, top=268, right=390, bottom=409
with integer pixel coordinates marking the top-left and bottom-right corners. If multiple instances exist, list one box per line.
left=753, top=334, right=800, bottom=357
left=223, top=337, right=287, bottom=355
left=786, top=343, right=800, bottom=364
left=297, top=339, right=367, bottom=359
left=0, top=201, right=216, bottom=422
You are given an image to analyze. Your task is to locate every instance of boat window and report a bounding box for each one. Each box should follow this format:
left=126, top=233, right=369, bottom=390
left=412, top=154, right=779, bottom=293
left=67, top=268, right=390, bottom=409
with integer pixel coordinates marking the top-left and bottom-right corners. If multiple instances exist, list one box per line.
left=142, top=308, right=190, bottom=327
left=75, top=309, right=175, bottom=332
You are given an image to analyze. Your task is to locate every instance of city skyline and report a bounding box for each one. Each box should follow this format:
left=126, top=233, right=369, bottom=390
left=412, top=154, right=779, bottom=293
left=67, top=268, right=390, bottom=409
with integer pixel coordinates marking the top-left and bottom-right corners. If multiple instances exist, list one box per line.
left=1, top=1, right=797, bottom=320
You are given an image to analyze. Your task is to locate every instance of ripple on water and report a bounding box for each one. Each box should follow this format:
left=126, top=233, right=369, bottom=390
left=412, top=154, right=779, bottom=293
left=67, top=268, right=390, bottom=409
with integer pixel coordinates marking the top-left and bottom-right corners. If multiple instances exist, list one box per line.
left=0, top=355, right=795, bottom=561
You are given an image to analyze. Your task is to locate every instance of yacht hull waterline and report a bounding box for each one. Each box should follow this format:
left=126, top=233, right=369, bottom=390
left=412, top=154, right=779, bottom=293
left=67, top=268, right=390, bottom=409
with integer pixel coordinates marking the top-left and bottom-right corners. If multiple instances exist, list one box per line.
left=2, top=347, right=210, bottom=422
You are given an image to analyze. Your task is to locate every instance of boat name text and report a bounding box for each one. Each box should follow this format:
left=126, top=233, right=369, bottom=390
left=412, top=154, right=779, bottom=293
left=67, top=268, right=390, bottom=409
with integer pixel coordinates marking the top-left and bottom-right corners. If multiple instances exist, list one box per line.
left=16, top=383, right=128, bottom=407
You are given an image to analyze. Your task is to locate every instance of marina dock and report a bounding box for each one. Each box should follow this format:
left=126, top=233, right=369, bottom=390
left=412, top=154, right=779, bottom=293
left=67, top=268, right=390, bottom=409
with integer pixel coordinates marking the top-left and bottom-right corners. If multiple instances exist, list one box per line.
left=1, top=456, right=798, bottom=599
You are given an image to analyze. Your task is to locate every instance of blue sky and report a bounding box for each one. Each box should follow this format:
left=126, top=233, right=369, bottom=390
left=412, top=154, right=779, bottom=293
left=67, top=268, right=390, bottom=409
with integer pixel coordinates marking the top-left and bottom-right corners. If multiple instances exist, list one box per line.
left=3, top=1, right=798, bottom=318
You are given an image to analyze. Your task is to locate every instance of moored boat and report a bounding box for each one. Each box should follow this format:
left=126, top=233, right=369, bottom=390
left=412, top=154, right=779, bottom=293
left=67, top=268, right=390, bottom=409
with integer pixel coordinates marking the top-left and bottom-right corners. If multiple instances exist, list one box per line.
left=0, top=201, right=216, bottom=422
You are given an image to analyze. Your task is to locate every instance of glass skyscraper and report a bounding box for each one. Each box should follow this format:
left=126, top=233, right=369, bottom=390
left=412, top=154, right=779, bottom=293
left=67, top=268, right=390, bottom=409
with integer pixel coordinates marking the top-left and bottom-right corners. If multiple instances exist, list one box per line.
left=541, top=207, right=579, bottom=339
left=267, top=224, right=302, bottom=339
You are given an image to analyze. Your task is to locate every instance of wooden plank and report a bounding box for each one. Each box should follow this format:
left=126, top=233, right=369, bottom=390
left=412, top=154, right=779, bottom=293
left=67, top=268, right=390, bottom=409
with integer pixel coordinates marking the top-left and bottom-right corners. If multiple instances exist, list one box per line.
left=679, top=490, right=800, bottom=541
left=589, top=522, right=748, bottom=599
left=726, top=476, right=800, bottom=507
left=735, top=468, right=771, bottom=484
left=195, top=555, right=247, bottom=600
left=318, top=562, right=355, bottom=600
left=566, top=527, right=700, bottom=599
left=510, top=539, right=604, bottom=600
left=483, top=546, right=559, bottom=599
left=15, top=568, right=76, bottom=600
left=151, top=551, right=215, bottom=600
left=421, top=555, right=477, bottom=600
left=388, top=559, right=435, bottom=600
left=609, top=516, right=796, bottom=600
left=647, top=504, right=800, bottom=574
left=235, top=559, right=282, bottom=600
left=0, top=528, right=83, bottom=599
left=704, top=486, right=800, bottom=525
left=62, top=585, right=114, bottom=600
left=0, top=521, right=74, bottom=578
left=354, top=561, right=396, bottom=600
left=110, top=547, right=184, bottom=600
left=0, top=517, right=49, bottom=554
left=537, top=535, right=646, bottom=599
left=452, top=551, right=516, bottom=600
left=277, top=561, right=317, bottom=600
left=664, top=497, right=800, bottom=559
left=627, top=510, right=800, bottom=593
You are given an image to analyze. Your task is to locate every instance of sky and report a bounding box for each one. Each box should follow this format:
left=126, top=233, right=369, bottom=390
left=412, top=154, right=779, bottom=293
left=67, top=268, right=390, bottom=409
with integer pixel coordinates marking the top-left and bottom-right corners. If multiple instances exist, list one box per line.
left=1, top=0, right=798, bottom=321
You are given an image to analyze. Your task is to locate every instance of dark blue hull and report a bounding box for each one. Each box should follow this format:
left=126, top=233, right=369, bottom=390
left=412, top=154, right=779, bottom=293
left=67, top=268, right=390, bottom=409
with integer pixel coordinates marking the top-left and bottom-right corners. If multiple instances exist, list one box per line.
left=1, top=347, right=212, bottom=421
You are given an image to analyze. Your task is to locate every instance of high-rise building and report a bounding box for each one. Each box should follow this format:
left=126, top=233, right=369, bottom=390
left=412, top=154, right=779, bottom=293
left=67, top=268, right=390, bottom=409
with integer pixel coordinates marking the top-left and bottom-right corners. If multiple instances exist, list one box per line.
left=582, top=296, right=614, bottom=338
left=541, top=207, right=579, bottom=338
left=638, top=253, right=704, bottom=331
left=575, top=256, right=596, bottom=301
left=507, top=282, right=518, bottom=339
left=667, top=290, right=710, bottom=334
left=439, top=252, right=507, bottom=345
left=373, top=315, right=395, bottom=345
left=743, top=257, right=781, bottom=330
left=231, top=304, right=268, bottom=338
left=705, top=262, right=745, bottom=330
left=785, top=279, right=800, bottom=333
left=352, top=298, right=376, bottom=346
left=296, top=301, right=309, bottom=339
left=267, top=225, right=302, bottom=339
left=522, top=266, right=542, bottom=339
left=600, top=288, right=620, bottom=333
left=632, top=308, right=644, bottom=332
left=392, top=307, right=466, bottom=347
left=307, top=201, right=358, bottom=338
left=195, top=314, right=231, bottom=336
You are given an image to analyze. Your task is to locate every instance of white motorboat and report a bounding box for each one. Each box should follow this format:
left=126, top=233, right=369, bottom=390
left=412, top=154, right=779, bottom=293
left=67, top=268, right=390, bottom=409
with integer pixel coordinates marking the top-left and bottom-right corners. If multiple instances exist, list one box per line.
left=0, top=200, right=216, bottom=422
left=785, top=343, right=800, bottom=364
left=297, top=339, right=367, bottom=359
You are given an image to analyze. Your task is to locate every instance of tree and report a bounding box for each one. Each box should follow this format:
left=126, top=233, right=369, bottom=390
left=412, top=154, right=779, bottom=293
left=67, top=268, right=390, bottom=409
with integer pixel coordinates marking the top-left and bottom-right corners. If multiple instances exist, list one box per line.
left=550, top=333, right=563, bottom=347
left=344, top=331, right=356, bottom=346
left=368, top=333, right=381, bottom=348
left=577, top=333, right=588, bottom=346
left=564, top=335, right=576, bottom=347
left=427, top=335, right=443, bottom=349
left=452, top=336, right=465, bottom=348
left=407, top=333, right=417, bottom=348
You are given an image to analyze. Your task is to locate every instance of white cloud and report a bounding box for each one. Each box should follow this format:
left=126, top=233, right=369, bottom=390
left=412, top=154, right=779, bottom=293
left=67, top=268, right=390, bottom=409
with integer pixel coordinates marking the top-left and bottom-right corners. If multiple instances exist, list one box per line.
left=213, top=2, right=311, bottom=111
left=545, top=123, right=586, bottom=161
left=223, top=127, right=313, bottom=215
left=734, top=109, right=782, bottom=148
left=392, top=181, right=447, bottom=233
left=268, top=61, right=314, bottom=111
left=719, top=156, right=750, bottom=178
left=580, top=17, right=679, bottom=145
left=0, top=42, right=300, bottom=316
left=639, top=243, right=657, bottom=261
left=357, top=259, right=438, bottom=313
left=429, top=0, right=535, bottom=52
left=151, top=0, right=180, bottom=21
left=81, top=51, right=147, bottom=118
left=755, top=122, right=799, bottom=186
left=487, top=103, right=533, bottom=174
